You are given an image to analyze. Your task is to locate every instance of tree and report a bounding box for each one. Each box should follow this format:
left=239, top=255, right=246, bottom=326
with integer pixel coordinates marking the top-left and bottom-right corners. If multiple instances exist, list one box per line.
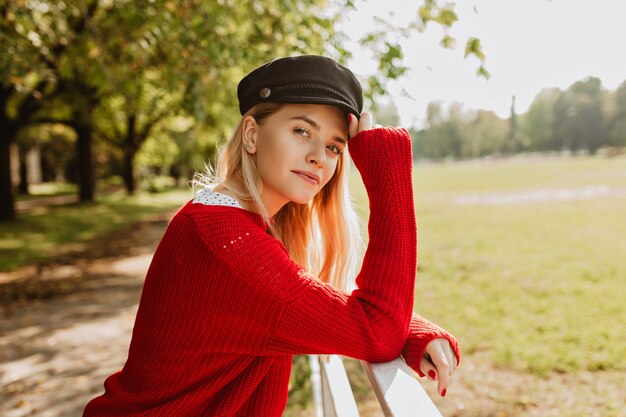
left=507, top=95, right=523, bottom=153
left=412, top=101, right=467, bottom=159
left=1, top=0, right=100, bottom=218
left=372, top=100, right=401, bottom=127
left=464, top=110, right=508, bottom=158
left=607, top=80, right=626, bottom=148
left=522, top=88, right=561, bottom=151
left=1, top=0, right=483, bottom=221
left=553, top=77, right=606, bottom=153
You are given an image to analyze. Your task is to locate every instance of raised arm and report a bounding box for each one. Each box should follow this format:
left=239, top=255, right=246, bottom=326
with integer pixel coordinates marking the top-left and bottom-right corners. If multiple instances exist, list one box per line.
left=190, top=126, right=417, bottom=362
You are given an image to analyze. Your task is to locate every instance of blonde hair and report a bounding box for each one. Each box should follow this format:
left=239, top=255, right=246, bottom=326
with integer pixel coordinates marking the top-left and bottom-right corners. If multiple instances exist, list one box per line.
left=192, top=102, right=363, bottom=291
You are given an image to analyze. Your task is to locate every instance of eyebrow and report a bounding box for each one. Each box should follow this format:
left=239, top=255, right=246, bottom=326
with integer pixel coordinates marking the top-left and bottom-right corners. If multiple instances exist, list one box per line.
left=290, top=116, right=347, bottom=145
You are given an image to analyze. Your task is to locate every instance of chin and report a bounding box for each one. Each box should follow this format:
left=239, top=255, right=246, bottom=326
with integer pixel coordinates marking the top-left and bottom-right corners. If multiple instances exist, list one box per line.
left=286, top=190, right=318, bottom=205
left=289, top=196, right=314, bottom=205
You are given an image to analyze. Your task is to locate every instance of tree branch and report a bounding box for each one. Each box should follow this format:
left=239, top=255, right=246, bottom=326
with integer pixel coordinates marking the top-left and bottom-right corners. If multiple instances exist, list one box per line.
left=31, top=117, right=76, bottom=128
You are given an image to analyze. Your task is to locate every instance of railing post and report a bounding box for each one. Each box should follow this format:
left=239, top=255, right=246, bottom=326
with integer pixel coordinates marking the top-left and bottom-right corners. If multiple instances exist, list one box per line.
left=361, top=357, right=443, bottom=417
left=309, top=355, right=443, bottom=417
left=309, top=355, right=360, bottom=417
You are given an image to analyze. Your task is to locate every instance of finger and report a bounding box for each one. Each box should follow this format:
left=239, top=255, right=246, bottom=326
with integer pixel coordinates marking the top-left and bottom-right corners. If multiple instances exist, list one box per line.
left=357, top=111, right=372, bottom=134
left=445, top=343, right=458, bottom=374
left=436, top=339, right=456, bottom=375
left=347, top=113, right=358, bottom=139
left=444, top=347, right=456, bottom=375
left=419, top=353, right=438, bottom=381
left=429, top=342, right=450, bottom=396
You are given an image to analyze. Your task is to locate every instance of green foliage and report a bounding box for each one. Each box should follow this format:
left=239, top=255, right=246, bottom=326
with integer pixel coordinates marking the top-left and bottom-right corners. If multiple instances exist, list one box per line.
left=371, top=100, right=401, bottom=127
left=2, top=0, right=490, bottom=219
left=521, top=88, right=562, bottom=151
left=464, top=37, right=489, bottom=79
left=607, top=80, right=626, bottom=147
left=355, top=0, right=487, bottom=106
left=553, top=77, right=606, bottom=153
left=416, top=75, right=626, bottom=160
left=412, top=101, right=508, bottom=160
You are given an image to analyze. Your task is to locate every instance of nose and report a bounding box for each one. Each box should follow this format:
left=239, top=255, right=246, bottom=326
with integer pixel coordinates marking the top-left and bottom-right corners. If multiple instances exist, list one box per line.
left=307, top=141, right=326, bottom=167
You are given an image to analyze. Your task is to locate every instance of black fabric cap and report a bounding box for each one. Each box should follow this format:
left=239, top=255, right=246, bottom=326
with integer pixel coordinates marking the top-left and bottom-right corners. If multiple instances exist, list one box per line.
left=237, top=55, right=363, bottom=118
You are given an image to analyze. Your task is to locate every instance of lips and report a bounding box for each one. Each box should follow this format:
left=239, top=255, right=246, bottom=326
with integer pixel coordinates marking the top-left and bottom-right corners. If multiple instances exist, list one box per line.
left=292, top=170, right=320, bottom=185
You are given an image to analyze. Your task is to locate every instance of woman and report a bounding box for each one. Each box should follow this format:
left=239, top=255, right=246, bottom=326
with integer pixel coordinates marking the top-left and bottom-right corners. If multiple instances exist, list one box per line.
left=83, top=55, right=460, bottom=416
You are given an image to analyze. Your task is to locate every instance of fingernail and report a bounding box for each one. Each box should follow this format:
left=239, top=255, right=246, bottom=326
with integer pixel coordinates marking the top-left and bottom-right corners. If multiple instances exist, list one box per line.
left=428, top=370, right=436, bottom=380
left=347, top=114, right=352, bottom=122
left=441, top=388, right=447, bottom=397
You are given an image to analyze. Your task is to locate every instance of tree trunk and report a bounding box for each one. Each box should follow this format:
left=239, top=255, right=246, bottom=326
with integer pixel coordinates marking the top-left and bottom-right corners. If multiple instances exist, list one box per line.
left=122, top=148, right=136, bottom=195
left=0, top=85, right=17, bottom=221
left=169, top=163, right=181, bottom=187
left=75, top=122, right=95, bottom=202
left=122, top=115, right=138, bottom=195
left=0, top=132, right=16, bottom=221
left=18, top=144, right=29, bottom=195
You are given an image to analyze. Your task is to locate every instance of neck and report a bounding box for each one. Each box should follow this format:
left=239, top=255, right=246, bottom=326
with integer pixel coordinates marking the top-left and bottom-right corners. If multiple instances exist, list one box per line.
left=214, top=182, right=286, bottom=218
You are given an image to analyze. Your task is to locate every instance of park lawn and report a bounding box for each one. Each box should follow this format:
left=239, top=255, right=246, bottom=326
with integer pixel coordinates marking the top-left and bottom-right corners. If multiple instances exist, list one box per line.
left=0, top=188, right=192, bottom=272
left=409, top=156, right=626, bottom=375
left=344, top=155, right=626, bottom=375
left=14, top=182, right=78, bottom=201
left=284, top=156, right=626, bottom=416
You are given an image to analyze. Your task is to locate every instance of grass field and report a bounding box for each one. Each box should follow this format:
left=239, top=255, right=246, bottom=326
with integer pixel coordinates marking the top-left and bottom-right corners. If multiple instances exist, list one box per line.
left=286, top=155, right=626, bottom=416
left=0, top=187, right=192, bottom=272
left=408, top=156, right=626, bottom=376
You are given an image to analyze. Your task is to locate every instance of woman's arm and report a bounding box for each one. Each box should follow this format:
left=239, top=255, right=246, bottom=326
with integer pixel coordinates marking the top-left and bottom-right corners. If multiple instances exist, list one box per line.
left=190, top=126, right=417, bottom=362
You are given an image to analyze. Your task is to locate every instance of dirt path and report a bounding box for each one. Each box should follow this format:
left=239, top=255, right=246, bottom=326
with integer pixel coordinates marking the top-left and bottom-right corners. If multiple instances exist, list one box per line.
left=0, top=220, right=165, bottom=417
left=1, top=217, right=624, bottom=417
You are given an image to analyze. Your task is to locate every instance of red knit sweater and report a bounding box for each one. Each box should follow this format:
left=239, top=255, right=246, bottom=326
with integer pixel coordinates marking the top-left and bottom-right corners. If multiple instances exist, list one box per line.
left=83, top=127, right=460, bottom=417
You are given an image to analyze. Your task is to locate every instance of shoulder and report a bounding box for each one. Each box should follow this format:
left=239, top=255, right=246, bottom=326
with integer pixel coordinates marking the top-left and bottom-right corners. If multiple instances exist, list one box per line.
left=174, top=190, right=270, bottom=250
left=178, top=200, right=264, bottom=232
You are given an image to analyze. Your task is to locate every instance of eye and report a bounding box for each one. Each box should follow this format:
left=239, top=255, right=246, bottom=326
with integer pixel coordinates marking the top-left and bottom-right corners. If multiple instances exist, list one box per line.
left=327, top=144, right=343, bottom=155
left=293, top=127, right=311, bottom=138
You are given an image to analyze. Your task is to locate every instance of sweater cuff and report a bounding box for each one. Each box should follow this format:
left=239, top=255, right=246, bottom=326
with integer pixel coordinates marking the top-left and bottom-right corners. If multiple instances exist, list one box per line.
left=401, top=314, right=461, bottom=377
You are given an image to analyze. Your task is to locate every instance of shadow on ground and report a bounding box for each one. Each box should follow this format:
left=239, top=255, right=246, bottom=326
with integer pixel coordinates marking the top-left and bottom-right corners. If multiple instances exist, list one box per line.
left=0, top=219, right=166, bottom=417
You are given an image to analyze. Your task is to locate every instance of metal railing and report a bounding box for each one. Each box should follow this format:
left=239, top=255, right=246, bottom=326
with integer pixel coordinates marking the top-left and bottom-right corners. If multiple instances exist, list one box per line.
left=310, top=355, right=443, bottom=417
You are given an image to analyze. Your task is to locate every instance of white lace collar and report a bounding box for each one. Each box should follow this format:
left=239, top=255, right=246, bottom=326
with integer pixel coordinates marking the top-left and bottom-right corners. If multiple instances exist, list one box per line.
left=192, top=187, right=244, bottom=209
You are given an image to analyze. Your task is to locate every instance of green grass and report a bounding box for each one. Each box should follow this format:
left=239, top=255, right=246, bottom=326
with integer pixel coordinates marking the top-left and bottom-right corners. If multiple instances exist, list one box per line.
left=0, top=187, right=193, bottom=272
left=14, top=182, right=78, bottom=201
left=409, top=156, right=626, bottom=375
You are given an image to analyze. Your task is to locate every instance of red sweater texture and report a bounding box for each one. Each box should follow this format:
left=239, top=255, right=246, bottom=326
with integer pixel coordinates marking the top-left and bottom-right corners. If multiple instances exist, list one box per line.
left=83, top=127, right=460, bottom=416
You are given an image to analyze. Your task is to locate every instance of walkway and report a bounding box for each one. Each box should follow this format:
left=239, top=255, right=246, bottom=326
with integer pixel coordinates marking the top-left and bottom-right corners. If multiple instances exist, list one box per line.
left=0, top=219, right=165, bottom=417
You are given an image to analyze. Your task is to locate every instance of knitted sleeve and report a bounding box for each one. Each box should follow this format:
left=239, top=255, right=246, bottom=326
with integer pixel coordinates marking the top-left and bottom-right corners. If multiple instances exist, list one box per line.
left=191, top=127, right=417, bottom=362
left=402, top=313, right=461, bottom=377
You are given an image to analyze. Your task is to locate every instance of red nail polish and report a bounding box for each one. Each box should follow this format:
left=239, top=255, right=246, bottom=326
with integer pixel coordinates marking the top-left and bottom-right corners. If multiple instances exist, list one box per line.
left=441, top=388, right=447, bottom=397
left=347, top=114, right=352, bottom=122
left=428, top=370, right=436, bottom=379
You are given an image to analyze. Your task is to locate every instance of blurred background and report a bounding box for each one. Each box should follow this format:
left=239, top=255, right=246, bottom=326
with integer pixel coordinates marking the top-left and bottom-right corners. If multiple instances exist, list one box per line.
left=1, top=1, right=625, bottom=416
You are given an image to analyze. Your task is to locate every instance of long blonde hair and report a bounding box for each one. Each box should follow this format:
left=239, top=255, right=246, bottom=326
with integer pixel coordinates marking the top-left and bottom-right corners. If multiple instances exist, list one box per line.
left=193, top=102, right=363, bottom=291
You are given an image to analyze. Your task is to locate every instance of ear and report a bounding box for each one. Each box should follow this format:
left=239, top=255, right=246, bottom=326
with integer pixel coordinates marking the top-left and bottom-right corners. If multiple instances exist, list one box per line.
left=242, top=115, right=258, bottom=153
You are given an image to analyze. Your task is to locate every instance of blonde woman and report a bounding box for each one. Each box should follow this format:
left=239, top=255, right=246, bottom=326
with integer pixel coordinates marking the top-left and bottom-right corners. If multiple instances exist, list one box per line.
left=83, top=55, right=460, bottom=417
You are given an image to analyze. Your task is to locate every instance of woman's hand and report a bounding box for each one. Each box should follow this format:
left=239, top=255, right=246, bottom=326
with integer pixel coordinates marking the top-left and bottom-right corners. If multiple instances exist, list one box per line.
left=347, top=111, right=382, bottom=139
left=419, top=338, right=459, bottom=396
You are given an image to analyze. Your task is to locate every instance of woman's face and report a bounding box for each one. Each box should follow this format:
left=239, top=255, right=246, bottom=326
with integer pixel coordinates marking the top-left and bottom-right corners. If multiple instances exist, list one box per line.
left=243, top=103, right=348, bottom=216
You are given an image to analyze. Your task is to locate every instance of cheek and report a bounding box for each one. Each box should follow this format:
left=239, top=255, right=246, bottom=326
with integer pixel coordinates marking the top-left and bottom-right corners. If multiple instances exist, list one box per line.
left=321, top=158, right=340, bottom=187
left=256, top=135, right=286, bottom=172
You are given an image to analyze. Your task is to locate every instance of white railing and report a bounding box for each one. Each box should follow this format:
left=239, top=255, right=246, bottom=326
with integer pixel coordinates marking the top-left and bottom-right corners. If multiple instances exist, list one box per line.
left=309, top=355, right=443, bottom=417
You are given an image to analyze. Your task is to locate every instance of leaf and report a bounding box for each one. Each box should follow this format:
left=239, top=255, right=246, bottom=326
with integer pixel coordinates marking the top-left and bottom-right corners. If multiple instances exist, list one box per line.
left=440, top=34, right=456, bottom=49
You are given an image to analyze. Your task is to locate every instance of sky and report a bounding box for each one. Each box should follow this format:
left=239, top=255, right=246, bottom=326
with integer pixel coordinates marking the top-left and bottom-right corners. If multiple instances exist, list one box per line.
left=339, top=0, right=626, bottom=128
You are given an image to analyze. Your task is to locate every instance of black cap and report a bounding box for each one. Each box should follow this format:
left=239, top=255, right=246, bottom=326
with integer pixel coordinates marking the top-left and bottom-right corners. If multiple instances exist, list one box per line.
left=237, top=55, right=363, bottom=118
